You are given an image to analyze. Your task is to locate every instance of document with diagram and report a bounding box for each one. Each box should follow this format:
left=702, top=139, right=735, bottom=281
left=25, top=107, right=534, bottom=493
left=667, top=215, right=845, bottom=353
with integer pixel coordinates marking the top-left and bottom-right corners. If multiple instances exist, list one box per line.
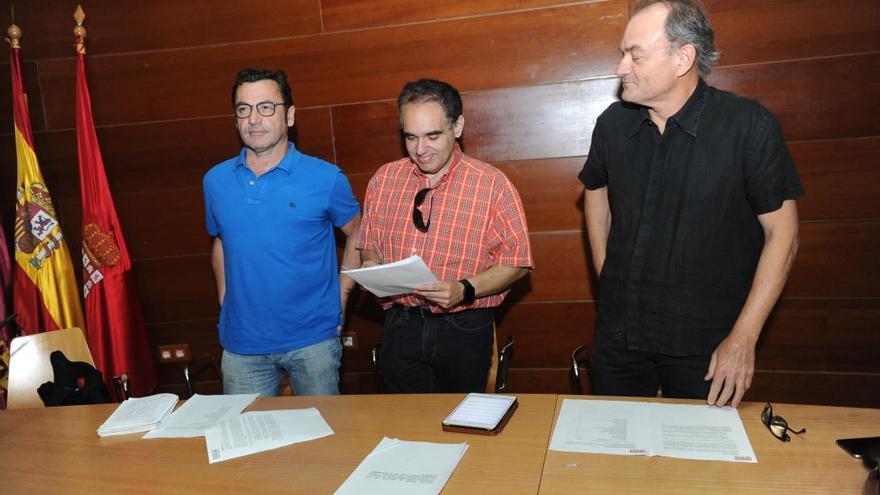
left=549, top=399, right=757, bottom=463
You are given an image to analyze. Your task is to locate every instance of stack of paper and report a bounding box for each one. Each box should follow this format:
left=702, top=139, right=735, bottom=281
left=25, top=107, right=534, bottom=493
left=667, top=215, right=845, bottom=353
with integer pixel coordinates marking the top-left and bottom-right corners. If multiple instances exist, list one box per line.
left=143, top=393, right=258, bottom=439
left=335, top=437, right=469, bottom=495
left=97, top=393, right=179, bottom=437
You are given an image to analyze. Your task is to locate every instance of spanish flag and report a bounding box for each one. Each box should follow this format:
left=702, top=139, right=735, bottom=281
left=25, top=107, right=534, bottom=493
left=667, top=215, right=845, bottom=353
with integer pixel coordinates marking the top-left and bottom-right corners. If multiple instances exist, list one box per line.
left=9, top=26, right=85, bottom=335
left=75, top=10, right=158, bottom=397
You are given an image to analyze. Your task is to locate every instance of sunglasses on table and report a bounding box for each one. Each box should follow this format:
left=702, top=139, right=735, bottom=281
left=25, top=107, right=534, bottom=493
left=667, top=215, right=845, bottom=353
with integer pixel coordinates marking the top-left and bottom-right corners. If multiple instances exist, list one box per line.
left=762, top=402, right=806, bottom=442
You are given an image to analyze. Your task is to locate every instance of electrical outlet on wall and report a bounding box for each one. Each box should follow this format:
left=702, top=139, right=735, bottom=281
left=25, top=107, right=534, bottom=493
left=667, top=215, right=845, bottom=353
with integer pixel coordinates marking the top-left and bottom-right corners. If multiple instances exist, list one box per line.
left=340, top=332, right=357, bottom=350
left=158, top=344, right=191, bottom=363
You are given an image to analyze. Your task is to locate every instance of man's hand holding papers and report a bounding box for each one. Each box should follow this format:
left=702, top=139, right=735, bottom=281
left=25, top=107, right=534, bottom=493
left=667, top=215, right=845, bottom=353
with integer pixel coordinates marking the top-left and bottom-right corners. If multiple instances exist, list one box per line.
left=342, top=255, right=437, bottom=298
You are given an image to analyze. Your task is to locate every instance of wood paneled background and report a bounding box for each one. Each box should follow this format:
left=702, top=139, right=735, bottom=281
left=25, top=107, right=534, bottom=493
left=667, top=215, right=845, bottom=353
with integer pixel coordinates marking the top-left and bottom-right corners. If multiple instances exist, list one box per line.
left=1, top=0, right=877, bottom=406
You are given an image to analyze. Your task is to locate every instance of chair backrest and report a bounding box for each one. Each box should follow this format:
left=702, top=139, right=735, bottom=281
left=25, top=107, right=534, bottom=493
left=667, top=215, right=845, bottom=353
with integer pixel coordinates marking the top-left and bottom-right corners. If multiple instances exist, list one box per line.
left=184, top=354, right=223, bottom=398
left=570, top=344, right=592, bottom=394
left=370, top=343, right=383, bottom=393
left=494, top=336, right=514, bottom=393
left=7, top=327, right=94, bottom=410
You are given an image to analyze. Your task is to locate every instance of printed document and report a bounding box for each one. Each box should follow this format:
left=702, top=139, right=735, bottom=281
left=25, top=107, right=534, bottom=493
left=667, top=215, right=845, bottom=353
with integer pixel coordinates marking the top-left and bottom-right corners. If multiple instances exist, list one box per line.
left=143, top=393, right=258, bottom=438
left=549, top=399, right=757, bottom=463
left=97, top=393, right=179, bottom=437
left=341, top=255, right=437, bottom=297
left=335, top=437, right=469, bottom=495
left=204, top=407, right=334, bottom=463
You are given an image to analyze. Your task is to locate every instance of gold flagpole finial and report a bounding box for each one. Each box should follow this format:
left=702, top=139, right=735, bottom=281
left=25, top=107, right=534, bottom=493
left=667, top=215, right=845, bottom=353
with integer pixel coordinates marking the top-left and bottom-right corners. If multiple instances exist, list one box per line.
left=74, top=5, right=86, bottom=54
left=6, top=23, right=22, bottom=49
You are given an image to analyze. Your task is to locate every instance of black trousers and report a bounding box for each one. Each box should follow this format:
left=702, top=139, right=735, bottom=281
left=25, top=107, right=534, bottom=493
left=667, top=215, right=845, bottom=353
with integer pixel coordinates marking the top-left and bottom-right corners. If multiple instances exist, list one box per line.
left=592, top=325, right=713, bottom=399
left=381, top=305, right=494, bottom=393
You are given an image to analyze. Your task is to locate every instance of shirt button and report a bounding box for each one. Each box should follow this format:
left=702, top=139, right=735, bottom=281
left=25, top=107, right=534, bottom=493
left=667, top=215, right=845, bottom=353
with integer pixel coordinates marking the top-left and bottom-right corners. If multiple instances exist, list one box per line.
left=249, top=180, right=255, bottom=186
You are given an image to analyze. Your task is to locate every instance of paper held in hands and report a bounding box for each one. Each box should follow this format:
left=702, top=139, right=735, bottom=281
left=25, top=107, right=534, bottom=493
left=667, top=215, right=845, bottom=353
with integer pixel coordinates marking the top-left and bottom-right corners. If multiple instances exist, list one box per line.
left=342, top=255, right=438, bottom=297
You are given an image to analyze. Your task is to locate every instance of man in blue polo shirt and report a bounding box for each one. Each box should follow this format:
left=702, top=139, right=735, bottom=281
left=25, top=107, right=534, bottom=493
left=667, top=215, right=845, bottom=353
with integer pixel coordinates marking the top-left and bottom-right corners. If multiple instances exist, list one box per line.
left=203, top=68, right=361, bottom=396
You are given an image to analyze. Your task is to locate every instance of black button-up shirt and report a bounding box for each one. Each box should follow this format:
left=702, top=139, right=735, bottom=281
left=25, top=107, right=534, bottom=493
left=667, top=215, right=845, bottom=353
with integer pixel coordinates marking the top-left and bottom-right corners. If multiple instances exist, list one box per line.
left=579, top=80, right=804, bottom=356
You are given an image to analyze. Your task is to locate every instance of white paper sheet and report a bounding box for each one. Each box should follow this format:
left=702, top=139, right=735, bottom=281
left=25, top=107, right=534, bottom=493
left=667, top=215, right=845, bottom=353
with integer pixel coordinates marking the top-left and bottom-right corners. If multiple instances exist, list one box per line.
left=334, top=437, right=469, bottom=495
left=341, top=255, right=437, bottom=297
left=204, top=408, right=334, bottom=463
left=142, top=393, right=258, bottom=438
left=549, top=399, right=757, bottom=463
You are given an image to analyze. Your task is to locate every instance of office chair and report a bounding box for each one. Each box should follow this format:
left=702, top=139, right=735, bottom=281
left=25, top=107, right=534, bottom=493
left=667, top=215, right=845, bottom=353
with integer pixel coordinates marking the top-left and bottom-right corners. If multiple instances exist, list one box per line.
left=183, top=353, right=222, bottom=398
left=370, top=343, right=383, bottom=393
left=112, top=373, right=130, bottom=401
left=493, top=335, right=514, bottom=393
left=7, top=327, right=95, bottom=409
left=570, top=344, right=592, bottom=394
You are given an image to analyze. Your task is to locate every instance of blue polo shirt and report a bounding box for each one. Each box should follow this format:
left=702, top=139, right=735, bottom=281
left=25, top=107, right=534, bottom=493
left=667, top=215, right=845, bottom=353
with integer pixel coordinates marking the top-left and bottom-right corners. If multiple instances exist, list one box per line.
left=203, top=143, right=359, bottom=354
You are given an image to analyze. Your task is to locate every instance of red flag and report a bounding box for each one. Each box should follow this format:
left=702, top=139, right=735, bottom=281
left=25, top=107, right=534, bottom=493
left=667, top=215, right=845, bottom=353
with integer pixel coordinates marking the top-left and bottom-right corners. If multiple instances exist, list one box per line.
left=75, top=27, right=158, bottom=396
left=0, top=218, right=13, bottom=409
left=9, top=28, right=85, bottom=336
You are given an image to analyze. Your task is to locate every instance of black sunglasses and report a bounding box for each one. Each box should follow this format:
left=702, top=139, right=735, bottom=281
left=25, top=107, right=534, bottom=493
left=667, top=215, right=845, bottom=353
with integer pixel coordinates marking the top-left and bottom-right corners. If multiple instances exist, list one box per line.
left=412, top=187, right=434, bottom=232
left=762, top=403, right=806, bottom=442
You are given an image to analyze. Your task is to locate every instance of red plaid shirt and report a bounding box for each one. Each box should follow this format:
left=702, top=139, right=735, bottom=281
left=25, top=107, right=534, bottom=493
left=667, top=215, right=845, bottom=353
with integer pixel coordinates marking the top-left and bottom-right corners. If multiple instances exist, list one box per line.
left=358, top=146, right=532, bottom=312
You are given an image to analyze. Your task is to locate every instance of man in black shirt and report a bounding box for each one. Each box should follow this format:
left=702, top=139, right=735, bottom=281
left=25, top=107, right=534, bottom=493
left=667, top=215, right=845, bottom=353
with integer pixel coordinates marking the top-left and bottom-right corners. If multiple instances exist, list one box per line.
left=579, top=0, right=804, bottom=407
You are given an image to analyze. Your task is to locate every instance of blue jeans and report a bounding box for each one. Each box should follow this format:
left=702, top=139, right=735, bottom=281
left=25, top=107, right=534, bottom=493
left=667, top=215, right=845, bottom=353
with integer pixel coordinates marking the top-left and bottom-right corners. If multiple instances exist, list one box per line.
left=221, top=337, right=341, bottom=396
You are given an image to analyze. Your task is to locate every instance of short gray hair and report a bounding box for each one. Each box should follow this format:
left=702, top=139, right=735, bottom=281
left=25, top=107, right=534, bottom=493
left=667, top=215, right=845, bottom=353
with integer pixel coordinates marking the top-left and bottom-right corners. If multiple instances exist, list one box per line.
left=633, top=0, right=720, bottom=77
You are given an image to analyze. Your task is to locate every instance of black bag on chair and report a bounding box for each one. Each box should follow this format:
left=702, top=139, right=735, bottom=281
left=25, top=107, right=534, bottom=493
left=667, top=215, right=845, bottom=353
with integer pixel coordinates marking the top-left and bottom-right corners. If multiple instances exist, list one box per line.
left=37, top=350, right=113, bottom=406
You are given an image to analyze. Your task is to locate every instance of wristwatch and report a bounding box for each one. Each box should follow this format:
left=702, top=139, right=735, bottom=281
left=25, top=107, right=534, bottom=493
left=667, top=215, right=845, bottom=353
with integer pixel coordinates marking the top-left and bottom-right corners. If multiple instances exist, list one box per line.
left=459, top=279, right=476, bottom=305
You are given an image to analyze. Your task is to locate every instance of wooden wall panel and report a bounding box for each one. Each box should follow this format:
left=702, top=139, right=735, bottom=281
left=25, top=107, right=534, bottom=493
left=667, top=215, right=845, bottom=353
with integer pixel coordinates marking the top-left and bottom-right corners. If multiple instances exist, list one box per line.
left=791, top=137, right=880, bottom=221
left=747, top=371, right=880, bottom=408
left=495, top=157, right=586, bottom=233
left=321, top=0, right=578, bottom=31
left=37, top=1, right=626, bottom=128
left=708, top=54, right=880, bottom=142
left=496, top=302, right=597, bottom=368
left=786, top=221, right=880, bottom=298
left=757, top=300, right=880, bottom=373
left=135, top=256, right=217, bottom=323
left=1, top=1, right=322, bottom=60
left=706, top=0, right=880, bottom=66
left=331, top=101, right=401, bottom=174
left=513, top=231, right=594, bottom=302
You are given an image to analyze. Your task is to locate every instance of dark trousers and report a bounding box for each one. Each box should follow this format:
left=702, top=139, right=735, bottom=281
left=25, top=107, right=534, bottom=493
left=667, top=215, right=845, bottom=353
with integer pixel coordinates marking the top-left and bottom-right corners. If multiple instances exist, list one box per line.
left=381, top=305, right=494, bottom=393
left=592, top=326, right=712, bottom=399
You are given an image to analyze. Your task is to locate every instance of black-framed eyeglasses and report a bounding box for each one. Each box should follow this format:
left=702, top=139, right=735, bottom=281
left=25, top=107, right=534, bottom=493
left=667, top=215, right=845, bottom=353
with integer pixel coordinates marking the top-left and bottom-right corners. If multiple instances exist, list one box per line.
left=234, top=101, right=285, bottom=119
left=412, top=187, right=434, bottom=232
left=762, top=403, right=806, bottom=442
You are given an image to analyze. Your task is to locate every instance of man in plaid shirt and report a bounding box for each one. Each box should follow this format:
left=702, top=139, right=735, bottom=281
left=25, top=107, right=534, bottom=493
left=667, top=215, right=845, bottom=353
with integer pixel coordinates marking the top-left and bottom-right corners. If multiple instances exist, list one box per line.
left=358, top=79, right=533, bottom=393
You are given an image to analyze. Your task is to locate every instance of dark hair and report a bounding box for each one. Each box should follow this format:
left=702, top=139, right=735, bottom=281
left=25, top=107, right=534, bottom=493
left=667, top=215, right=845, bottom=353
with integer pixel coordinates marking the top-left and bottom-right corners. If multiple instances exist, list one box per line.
left=632, top=0, right=720, bottom=77
left=398, top=79, right=463, bottom=125
left=231, top=68, right=293, bottom=107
